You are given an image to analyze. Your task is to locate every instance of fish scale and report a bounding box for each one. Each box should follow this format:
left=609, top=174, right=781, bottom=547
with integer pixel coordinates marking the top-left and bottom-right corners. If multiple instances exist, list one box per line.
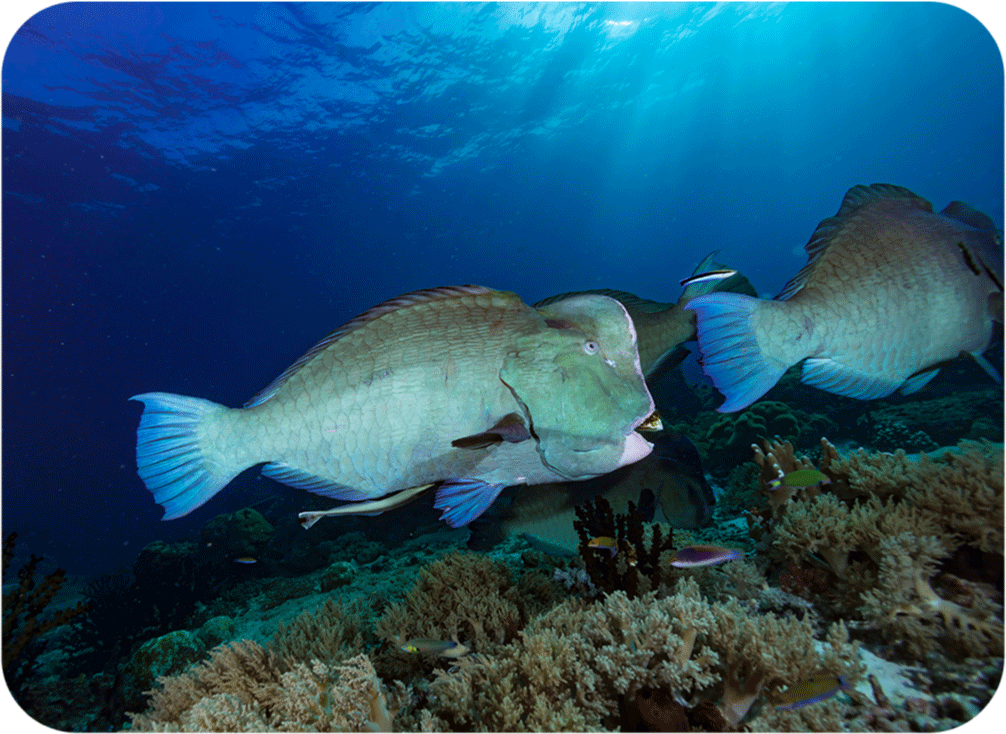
left=687, top=184, right=1003, bottom=412
left=132, top=284, right=656, bottom=526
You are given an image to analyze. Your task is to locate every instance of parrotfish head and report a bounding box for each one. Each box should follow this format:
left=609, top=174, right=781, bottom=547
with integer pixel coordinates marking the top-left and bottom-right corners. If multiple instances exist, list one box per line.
left=501, top=294, right=655, bottom=480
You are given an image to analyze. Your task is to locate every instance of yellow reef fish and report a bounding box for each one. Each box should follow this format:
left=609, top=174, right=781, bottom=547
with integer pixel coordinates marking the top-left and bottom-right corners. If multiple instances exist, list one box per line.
left=775, top=675, right=850, bottom=710
left=132, top=286, right=655, bottom=528
left=588, top=536, right=618, bottom=556
left=687, top=184, right=1003, bottom=412
left=400, top=639, right=469, bottom=659
left=768, top=469, right=831, bottom=490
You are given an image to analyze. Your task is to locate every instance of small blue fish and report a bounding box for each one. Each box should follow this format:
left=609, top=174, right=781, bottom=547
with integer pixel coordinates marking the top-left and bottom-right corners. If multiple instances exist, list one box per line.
left=233, top=556, right=257, bottom=564
left=669, top=544, right=742, bottom=568
left=775, top=675, right=850, bottom=710
left=679, top=269, right=738, bottom=287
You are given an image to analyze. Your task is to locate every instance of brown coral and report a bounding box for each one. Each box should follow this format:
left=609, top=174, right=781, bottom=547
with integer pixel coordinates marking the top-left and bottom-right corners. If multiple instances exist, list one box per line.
left=374, top=551, right=523, bottom=649
left=128, top=640, right=406, bottom=732
left=423, top=577, right=861, bottom=731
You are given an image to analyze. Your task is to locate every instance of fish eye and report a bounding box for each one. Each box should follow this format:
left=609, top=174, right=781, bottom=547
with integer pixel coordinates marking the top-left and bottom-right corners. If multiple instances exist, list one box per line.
left=583, top=340, right=599, bottom=355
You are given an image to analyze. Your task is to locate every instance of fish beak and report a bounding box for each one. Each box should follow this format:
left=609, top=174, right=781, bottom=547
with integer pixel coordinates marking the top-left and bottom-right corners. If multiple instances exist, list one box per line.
left=635, top=410, right=663, bottom=433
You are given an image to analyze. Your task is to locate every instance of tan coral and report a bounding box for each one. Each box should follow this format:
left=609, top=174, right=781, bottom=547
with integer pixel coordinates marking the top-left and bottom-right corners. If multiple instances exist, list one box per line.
left=375, top=552, right=522, bottom=649
left=424, top=577, right=860, bottom=731
left=128, top=641, right=404, bottom=732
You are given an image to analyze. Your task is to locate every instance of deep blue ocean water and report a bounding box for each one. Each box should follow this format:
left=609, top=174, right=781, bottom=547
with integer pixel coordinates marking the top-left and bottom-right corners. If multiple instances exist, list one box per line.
left=2, top=2, right=1002, bottom=576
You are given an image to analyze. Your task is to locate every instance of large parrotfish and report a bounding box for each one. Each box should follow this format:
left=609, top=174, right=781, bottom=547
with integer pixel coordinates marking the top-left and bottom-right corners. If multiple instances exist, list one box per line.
left=536, top=252, right=757, bottom=385
left=686, top=184, right=1004, bottom=412
left=131, top=285, right=657, bottom=528
left=468, top=431, right=715, bottom=557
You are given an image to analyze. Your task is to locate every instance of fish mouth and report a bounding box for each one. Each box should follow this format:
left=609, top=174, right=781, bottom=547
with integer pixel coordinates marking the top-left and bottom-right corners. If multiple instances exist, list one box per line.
left=635, top=409, right=663, bottom=433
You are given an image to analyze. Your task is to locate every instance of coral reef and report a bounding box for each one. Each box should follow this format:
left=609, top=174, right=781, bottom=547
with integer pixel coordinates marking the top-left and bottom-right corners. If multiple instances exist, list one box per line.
left=2, top=532, right=91, bottom=707
left=128, top=641, right=407, bottom=732
left=751, top=438, right=1004, bottom=660
left=422, top=577, right=862, bottom=731
left=572, top=496, right=676, bottom=599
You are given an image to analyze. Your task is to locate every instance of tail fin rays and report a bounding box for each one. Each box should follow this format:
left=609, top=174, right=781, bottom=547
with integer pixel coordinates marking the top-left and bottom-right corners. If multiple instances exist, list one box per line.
left=685, top=293, right=788, bottom=412
left=131, top=392, right=241, bottom=519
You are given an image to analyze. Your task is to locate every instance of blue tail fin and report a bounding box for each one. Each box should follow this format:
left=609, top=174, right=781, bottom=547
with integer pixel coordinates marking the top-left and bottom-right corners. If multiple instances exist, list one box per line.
left=130, top=392, right=241, bottom=519
left=684, top=293, right=788, bottom=412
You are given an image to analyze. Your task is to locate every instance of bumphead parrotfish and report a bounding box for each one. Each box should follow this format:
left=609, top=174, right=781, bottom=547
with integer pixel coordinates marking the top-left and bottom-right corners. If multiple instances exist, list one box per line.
left=131, top=286, right=657, bottom=528
left=467, top=431, right=716, bottom=556
left=686, top=184, right=1004, bottom=412
left=536, top=252, right=757, bottom=385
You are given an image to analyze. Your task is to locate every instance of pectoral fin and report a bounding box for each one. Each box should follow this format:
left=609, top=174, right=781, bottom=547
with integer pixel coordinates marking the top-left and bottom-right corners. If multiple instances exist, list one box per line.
left=451, top=413, right=531, bottom=449
left=298, top=484, right=434, bottom=529
left=433, top=478, right=508, bottom=527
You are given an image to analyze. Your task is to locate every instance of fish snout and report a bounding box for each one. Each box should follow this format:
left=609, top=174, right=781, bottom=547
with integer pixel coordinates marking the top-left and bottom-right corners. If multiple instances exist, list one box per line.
left=618, top=430, right=653, bottom=468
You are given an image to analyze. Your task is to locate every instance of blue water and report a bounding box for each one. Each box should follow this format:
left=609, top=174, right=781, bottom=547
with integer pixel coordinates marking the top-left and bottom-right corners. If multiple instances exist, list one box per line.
left=2, top=1, right=1002, bottom=578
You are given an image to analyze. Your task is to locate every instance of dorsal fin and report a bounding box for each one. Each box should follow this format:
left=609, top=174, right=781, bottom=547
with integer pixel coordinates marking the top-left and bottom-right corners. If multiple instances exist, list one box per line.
left=777, top=183, right=933, bottom=301
left=941, top=200, right=1000, bottom=235
left=245, top=285, right=501, bottom=407
left=535, top=289, right=673, bottom=314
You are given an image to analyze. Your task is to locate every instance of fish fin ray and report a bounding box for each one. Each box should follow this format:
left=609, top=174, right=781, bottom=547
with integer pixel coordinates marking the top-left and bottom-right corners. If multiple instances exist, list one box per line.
left=970, top=351, right=1003, bottom=384
left=452, top=413, right=531, bottom=449
left=131, top=392, right=243, bottom=519
left=685, top=293, right=789, bottom=412
left=434, top=478, right=508, bottom=527
left=900, top=367, right=940, bottom=395
left=262, top=463, right=372, bottom=500
left=801, top=358, right=903, bottom=400
left=245, top=285, right=502, bottom=407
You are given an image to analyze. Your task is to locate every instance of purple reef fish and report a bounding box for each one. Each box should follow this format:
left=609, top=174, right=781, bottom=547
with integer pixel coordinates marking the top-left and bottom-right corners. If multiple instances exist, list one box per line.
left=132, top=286, right=656, bottom=529
left=669, top=544, right=743, bottom=568
left=686, top=184, right=1003, bottom=412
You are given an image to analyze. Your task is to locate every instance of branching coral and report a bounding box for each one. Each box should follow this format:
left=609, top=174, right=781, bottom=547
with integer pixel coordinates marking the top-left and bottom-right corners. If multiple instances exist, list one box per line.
left=572, top=496, right=676, bottom=599
left=374, top=551, right=522, bottom=649
left=422, top=577, right=861, bottom=731
left=268, top=596, right=371, bottom=670
left=2, top=532, right=91, bottom=701
left=751, top=438, right=1004, bottom=660
left=859, top=533, right=1003, bottom=659
left=128, top=640, right=406, bottom=732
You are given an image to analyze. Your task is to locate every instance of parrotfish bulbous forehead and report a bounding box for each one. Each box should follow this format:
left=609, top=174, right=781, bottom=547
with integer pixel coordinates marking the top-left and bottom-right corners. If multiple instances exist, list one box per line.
left=502, top=293, right=655, bottom=480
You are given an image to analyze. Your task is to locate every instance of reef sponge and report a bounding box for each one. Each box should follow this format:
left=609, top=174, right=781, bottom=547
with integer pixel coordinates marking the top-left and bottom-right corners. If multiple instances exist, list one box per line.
left=423, top=577, right=861, bottom=731
left=129, top=640, right=407, bottom=732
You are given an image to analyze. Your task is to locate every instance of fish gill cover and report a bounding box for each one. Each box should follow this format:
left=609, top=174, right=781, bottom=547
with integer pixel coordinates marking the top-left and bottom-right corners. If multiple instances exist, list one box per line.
left=1, top=2, right=1003, bottom=732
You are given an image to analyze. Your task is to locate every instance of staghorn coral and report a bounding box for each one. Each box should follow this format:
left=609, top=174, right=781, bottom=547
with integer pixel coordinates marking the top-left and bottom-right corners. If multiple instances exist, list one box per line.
left=422, top=577, right=861, bottom=731
left=128, top=640, right=406, bottom=732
